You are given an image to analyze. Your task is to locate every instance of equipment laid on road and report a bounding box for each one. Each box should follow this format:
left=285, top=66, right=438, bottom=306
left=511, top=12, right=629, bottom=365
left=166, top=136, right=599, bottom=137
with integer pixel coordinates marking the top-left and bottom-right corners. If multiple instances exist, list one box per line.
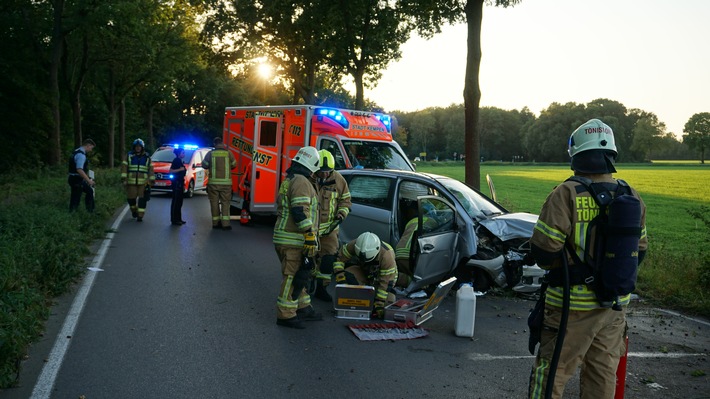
left=384, top=277, right=456, bottom=326
left=454, top=282, right=477, bottom=337
left=333, top=284, right=376, bottom=320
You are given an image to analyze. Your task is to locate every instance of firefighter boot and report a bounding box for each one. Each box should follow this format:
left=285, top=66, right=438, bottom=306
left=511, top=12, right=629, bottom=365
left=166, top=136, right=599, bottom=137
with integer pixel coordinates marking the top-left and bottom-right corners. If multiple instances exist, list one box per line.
left=276, top=316, right=305, bottom=329
left=297, top=306, right=323, bottom=321
left=313, top=281, right=332, bottom=302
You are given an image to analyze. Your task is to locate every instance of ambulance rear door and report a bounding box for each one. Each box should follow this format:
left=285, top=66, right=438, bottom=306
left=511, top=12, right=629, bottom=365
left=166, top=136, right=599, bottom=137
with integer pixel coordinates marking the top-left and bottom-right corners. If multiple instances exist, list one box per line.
left=250, top=115, right=282, bottom=213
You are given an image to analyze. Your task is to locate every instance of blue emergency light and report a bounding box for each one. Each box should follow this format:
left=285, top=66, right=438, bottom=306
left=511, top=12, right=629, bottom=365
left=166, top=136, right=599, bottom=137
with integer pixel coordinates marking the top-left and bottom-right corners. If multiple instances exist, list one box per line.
left=375, top=115, right=392, bottom=133
left=316, top=108, right=349, bottom=129
left=169, top=143, right=198, bottom=150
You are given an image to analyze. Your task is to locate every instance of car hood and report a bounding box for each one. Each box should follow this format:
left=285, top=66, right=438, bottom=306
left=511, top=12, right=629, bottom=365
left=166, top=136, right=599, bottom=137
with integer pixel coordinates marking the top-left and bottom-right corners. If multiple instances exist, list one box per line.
left=479, top=212, right=538, bottom=241
left=152, top=162, right=170, bottom=173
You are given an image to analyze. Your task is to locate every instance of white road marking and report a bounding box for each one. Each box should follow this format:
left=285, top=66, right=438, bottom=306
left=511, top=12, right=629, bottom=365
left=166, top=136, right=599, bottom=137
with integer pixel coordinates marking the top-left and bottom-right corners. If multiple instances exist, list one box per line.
left=30, top=206, right=128, bottom=399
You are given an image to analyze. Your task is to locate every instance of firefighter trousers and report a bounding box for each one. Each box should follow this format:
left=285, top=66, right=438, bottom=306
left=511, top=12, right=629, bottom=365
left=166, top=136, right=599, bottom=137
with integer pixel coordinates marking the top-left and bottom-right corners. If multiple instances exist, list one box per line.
left=316, top=230, right=340, bottom=285
left=528, top=305, right=626, bottom=399
left=207, top=184, right=231, bottom=227
left=125, top=184, right=147, bottom=217
left=275, top=245, right=312, bottom=320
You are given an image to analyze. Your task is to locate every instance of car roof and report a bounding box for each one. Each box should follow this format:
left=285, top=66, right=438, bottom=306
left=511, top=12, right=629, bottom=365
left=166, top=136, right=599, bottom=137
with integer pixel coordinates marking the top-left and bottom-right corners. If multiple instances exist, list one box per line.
left=338, top=168, right=454, bottom=184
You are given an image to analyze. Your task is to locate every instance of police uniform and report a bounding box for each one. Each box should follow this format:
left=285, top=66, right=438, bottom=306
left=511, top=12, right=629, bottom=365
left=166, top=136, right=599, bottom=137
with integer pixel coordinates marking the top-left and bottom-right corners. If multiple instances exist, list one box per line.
left=170, top=152, right=186, bottom=224
left=68, top=146, right=94, bottom=212
left=528, top=176, right=648, bottom=399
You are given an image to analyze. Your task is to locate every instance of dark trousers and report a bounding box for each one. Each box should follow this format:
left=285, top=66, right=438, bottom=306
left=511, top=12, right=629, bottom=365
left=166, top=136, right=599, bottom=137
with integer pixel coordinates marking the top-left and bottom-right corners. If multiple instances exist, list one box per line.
left=69, top=176, right=94, bottom=212
left=170, top=187, right=184, bottom=223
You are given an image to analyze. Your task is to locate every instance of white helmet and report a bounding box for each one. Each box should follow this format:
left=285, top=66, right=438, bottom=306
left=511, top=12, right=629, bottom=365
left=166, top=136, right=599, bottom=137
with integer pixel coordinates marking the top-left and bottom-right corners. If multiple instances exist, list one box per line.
left=292, top=146, right=320, bottom=173
left=568, top=119, right=617, bottom=157
left=354, top=232, right=381, bottom=263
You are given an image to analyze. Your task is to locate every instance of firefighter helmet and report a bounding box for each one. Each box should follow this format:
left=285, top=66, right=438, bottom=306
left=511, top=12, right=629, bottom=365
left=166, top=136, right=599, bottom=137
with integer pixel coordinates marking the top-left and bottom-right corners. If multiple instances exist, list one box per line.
left=568, top=119, right=617, bottom=157
left=132, top=138, right=145, bottom=149
left=568, top=119, right=618, bottom=173
left=319, top=150, right=335, bottom=172
left=292, top=146, right=320, bottom=173
left=354, top=232, right=380, bottom=263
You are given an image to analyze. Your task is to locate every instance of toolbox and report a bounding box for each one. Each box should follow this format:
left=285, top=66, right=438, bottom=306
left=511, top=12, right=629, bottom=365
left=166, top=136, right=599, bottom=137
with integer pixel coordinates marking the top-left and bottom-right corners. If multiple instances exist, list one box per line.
left=384, top=277, right=457, bottom=325
left=333, top=284, right=376, bottom=320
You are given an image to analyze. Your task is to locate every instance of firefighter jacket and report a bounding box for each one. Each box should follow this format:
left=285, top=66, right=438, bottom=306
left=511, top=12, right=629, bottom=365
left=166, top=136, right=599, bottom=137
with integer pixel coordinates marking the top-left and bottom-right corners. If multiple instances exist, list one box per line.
left=273, top=170, right=319, bottom=248
left=395, top=215, right=437, bottom=261
left=317, top=170, right=351, bottom=236
left=121, top=151, right=155, bottom=186
left=334, top=240, right=398, bottom=306
left=203, top=144, right=236, bottom=186
left=530, top=175, right=648, bottom=311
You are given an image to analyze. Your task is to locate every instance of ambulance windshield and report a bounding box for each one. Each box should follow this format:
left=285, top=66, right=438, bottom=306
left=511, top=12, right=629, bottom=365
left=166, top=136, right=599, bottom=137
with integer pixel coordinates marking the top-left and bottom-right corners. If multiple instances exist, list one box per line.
left=342, top=141, right=412, bottom=171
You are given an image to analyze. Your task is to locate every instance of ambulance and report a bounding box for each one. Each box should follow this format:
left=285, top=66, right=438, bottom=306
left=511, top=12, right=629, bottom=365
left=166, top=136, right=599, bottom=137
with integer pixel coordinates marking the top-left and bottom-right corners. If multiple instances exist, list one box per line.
left=223, top=105, right=413, bottom=214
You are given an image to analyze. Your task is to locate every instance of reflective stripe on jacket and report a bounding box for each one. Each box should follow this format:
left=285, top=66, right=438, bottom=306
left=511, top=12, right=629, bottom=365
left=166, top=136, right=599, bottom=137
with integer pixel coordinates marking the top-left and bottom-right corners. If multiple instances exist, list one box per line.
left=203, top=145, right=236, bottom=185
left=273, top=174, right=319, bottom=247
left=121, top=152, right=154, bottom=185
left=317, top=171, right=351, bottom=236
left=334, top=240, right=397, bottom=304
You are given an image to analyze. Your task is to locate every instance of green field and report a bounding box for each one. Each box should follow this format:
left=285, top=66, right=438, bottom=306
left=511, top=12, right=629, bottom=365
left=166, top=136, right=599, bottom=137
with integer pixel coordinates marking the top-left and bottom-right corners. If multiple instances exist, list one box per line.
left=417, top=162, right=710, bottom=316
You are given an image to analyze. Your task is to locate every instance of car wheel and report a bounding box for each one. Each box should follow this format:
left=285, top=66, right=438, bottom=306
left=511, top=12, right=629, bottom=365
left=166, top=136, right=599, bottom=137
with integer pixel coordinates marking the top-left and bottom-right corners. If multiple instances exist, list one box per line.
left=185, top=180, right=195, bottom=198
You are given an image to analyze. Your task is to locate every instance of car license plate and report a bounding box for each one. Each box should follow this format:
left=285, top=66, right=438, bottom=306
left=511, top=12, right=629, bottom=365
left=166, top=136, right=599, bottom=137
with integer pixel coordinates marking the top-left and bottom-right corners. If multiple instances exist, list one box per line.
left=154, top=181, right=167, bottom=187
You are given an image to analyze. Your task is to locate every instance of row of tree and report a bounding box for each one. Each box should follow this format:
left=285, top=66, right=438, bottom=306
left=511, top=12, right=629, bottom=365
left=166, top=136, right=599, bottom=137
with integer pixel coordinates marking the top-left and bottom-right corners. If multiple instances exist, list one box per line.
left=1, top=0, right=707, bottom=177
left=394, top=100, right=708, bottom=163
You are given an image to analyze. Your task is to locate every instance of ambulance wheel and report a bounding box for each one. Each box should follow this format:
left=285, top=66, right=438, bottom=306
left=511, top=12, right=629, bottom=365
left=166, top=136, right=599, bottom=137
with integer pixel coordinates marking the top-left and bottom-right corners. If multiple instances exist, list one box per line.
left=184, top=180, right=195, bottom=198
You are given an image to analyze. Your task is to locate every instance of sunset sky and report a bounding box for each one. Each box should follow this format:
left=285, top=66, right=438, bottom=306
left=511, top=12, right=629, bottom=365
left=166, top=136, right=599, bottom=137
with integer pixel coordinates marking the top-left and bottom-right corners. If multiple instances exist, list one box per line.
left=368, top=0, right=710, bottom=138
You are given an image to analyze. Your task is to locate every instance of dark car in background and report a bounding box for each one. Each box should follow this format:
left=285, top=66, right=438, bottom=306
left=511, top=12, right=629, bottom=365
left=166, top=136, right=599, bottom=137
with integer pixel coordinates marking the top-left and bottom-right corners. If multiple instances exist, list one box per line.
left=338, top=169, right=545, bottom=295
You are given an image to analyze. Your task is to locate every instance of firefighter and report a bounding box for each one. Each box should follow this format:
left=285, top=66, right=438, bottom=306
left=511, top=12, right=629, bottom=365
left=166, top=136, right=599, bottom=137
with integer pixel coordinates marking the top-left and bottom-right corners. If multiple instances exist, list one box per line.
left=313, top=149, right=351, bottom=302
left=120, top=138, right=154, bottom=222
left=202, top=137, right=237, bottom=230
left=68, top=138, right=96, bottom=213
left=527, top=119, right=648, bottom=399
left=332, top=232, right=398, bottom=319
left=274, top=146, right=322, bottom=329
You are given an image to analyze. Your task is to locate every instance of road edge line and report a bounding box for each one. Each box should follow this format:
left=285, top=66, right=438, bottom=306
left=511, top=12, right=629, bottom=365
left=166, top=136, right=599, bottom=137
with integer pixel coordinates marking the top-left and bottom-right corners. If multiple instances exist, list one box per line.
left=30, top=205, right=129, bottom=399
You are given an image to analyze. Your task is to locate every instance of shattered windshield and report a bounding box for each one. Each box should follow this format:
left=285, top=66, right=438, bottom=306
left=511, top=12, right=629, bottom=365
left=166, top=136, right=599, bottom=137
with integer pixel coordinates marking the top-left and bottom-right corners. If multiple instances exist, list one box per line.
left=439, top=177, right=505, bottom=220
left=342, top=140, right=412, bottom=170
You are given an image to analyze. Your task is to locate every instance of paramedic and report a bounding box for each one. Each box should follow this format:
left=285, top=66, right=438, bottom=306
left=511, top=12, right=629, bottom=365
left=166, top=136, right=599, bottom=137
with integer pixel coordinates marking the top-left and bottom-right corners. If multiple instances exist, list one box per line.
left=528, top=119, right=648, bottom=399
left=274, top=146, right=322, bottom=329
left=332, top=232, right=398, bottom=319
left=202, top=137, right=237, bottom=230
left=169, top=148, right=187, bottom=226
left=68, top=138, right=96, bottom=212
left=120, top=138, right=154, bottom=222
left=313, top=149, right=351, bottom=301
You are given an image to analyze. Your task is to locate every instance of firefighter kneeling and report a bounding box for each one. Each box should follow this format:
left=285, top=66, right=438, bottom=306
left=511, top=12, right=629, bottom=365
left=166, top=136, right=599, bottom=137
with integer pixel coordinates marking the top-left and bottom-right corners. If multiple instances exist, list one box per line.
left=332, top=232, right=398, bottom=319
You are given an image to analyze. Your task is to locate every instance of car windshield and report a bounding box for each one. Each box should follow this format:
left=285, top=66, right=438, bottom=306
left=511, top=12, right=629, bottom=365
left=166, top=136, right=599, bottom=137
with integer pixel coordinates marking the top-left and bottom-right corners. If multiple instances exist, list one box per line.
left=342, top=140, right=412, bottom=170
left=152, top=148, right=194, bottom=163
left=438, top=177, right=505, bottom=220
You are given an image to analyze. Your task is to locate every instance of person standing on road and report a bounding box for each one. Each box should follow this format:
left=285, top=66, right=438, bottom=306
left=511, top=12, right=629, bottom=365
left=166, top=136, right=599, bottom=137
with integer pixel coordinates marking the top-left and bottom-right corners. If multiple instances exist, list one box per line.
left=120, top=138, right=154, bottom=222
left=68, top=138, right=96, bottom=213
left=169, top=148, right=187, bottom=226
left=202, top=137, right=236, bottom=230
left=273, top=146, right=322, bottom=329
left=527, top=119, right=648, bottom=399
left=312, top=149, right=351, bottom=302
left=332, top=232, right=398, bottom=319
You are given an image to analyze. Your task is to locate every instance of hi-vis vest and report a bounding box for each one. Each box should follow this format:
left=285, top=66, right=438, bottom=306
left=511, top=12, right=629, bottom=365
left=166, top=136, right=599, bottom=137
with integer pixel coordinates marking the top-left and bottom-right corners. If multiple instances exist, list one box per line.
left=395, top=216, right=435, bottom=260
left=273, top=174, right=318, bottom=247
left=121, top=152, right=154, bottom=185
left=204, top=146, right=235, bottom=185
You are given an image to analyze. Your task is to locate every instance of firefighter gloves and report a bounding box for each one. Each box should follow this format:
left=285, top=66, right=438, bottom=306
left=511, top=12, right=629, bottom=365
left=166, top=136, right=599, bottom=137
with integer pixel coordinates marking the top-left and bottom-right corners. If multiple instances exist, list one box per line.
left=303, top=231, right=318, bottom=257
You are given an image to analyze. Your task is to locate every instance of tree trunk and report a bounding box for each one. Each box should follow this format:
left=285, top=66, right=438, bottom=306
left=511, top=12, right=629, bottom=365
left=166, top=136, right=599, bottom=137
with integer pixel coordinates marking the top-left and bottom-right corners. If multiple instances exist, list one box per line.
left=64, top=34, right=89, bottom=147
left=463, top=0, right=483, bottom=190
left=147, top=104, right=155, bottom=150
left=107, top=71, right=116, bottom=167
left=354, top=69, right=365, bottom=110
left=119, top=98, right=126, bottom=157
left=48, top=0, right=65, bottom=166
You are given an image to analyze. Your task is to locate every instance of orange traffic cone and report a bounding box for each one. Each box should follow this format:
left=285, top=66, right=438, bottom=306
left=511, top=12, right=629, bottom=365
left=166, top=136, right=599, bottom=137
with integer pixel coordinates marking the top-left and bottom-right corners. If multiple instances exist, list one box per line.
left=240, top=208, right=250, bottom=225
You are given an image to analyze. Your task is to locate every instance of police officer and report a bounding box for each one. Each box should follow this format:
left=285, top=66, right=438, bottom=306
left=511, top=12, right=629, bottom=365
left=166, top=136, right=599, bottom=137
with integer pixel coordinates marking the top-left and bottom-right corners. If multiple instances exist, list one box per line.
left=274, top=146, right=322, bottom=329
left=528, top=119, right=648, bottom=398
left=313, top=149, right=351, bottom=301
left=120, top=138, right=154, bottom=222
left=68, top=138, right=96, bottom=212
left=169, top=148, right=187, bottom=226
left=332, top=232, right=398, bottom=319
left=203, top=137, right=237, bottom=230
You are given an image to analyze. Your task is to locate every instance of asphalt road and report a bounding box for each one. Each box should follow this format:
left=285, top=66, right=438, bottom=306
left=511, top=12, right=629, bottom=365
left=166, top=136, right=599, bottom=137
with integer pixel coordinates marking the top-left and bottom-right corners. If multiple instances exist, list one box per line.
left=3, top=192, right=709, bottom=399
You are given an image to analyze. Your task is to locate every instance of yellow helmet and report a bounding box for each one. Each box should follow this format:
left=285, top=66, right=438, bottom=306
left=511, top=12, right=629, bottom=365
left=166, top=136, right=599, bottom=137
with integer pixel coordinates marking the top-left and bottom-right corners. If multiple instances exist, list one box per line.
left=319, top=149, right=335, bottom=172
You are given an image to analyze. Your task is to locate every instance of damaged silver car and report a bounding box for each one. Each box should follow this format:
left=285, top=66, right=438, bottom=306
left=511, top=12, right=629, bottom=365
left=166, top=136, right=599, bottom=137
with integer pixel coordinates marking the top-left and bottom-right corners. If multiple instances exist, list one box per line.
left=338, top=169, right=545, bottom=295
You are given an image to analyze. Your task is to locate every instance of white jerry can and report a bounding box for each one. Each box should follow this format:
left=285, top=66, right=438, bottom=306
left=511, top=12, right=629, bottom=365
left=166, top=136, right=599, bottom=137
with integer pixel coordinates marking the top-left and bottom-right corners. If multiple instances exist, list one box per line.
left=455, top=283, right=477, bottom=337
